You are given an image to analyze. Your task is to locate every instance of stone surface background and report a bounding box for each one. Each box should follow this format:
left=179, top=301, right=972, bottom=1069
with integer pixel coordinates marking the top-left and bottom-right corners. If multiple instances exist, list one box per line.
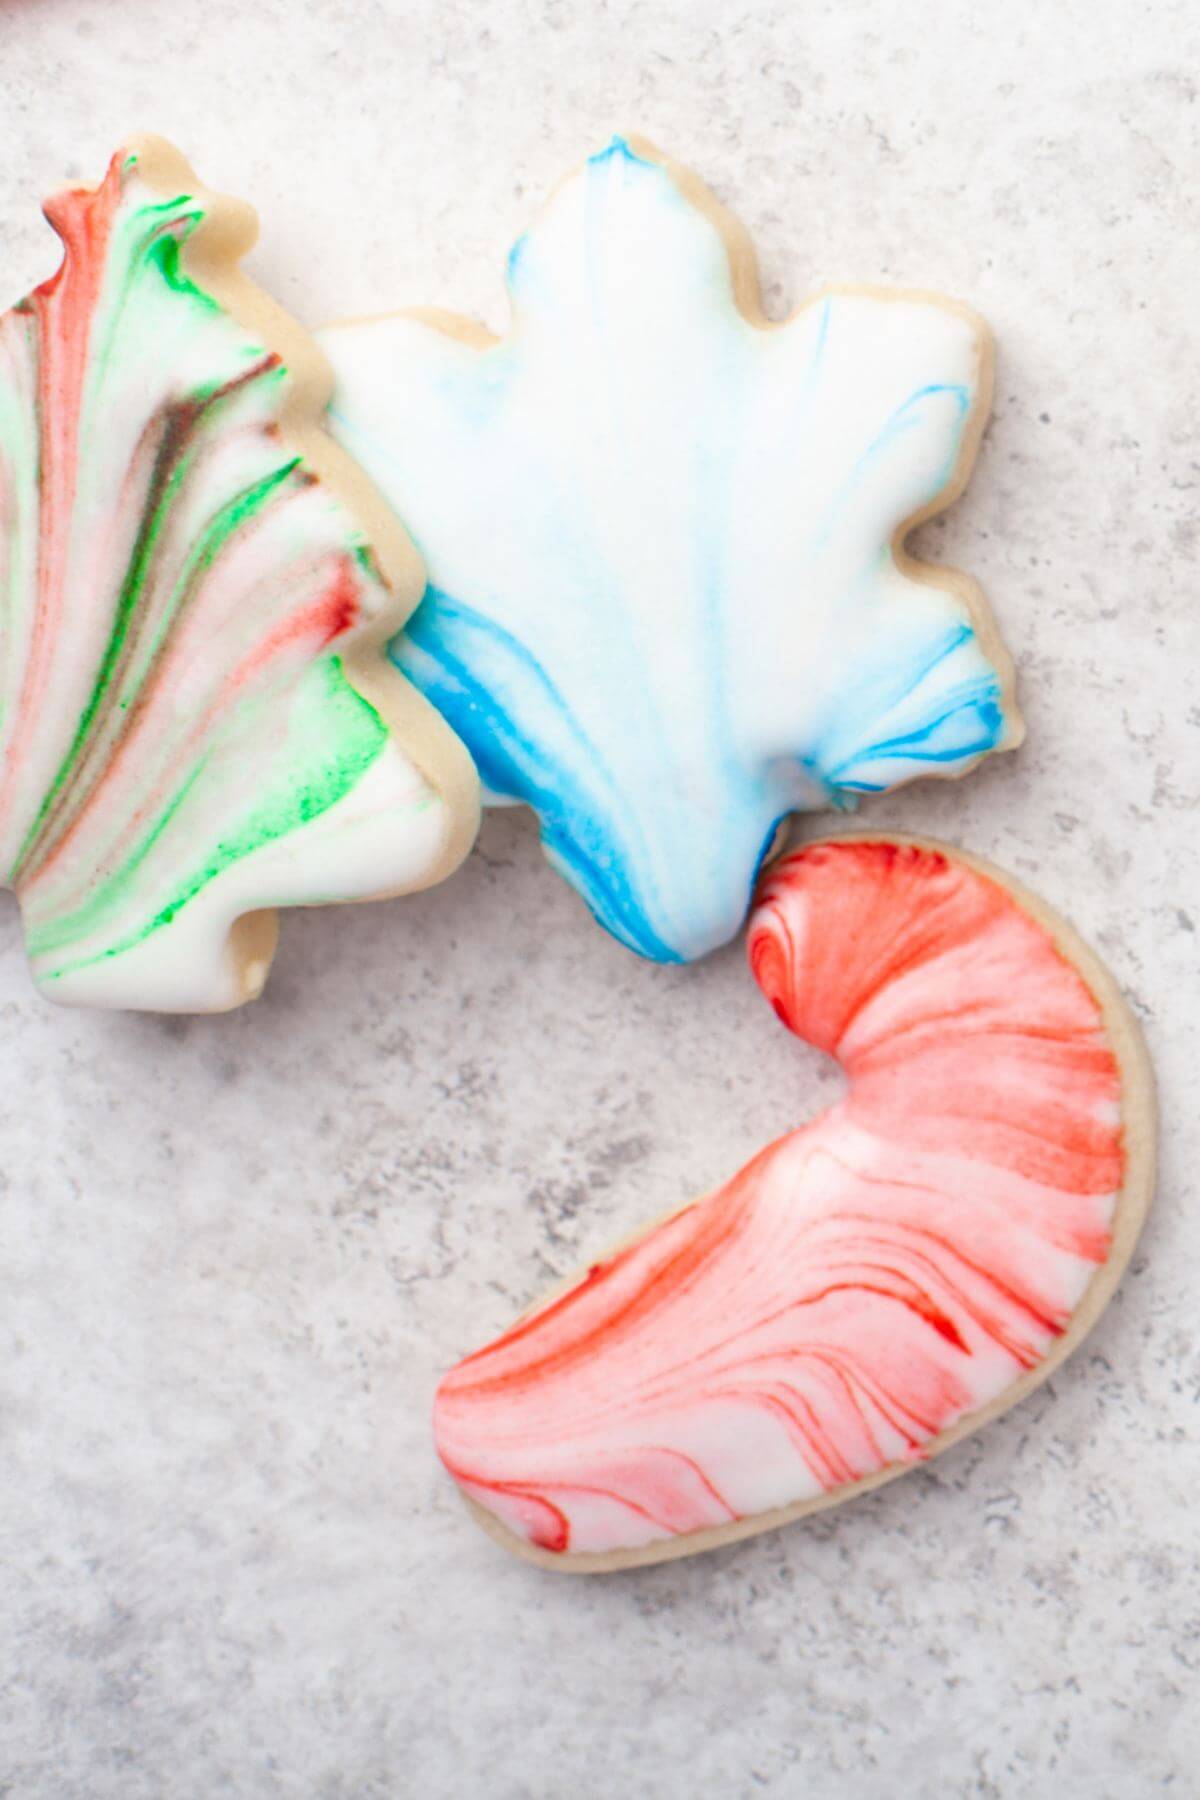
left=0, top=0, right=1197, bottom=1793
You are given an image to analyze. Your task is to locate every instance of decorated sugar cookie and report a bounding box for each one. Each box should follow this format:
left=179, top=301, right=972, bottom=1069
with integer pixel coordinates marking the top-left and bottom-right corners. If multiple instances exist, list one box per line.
left=0, top=138, right=478, bottom=1011
left=435, top=838, right=1155, bottom=1570
left=322, top=138, right=1020, bottom=963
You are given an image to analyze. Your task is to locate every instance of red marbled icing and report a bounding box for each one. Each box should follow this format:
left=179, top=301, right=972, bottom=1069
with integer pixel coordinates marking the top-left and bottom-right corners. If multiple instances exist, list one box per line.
left=0, top=164, right=123, bottom=832
left=435, top=841, right=1127, bottom=1556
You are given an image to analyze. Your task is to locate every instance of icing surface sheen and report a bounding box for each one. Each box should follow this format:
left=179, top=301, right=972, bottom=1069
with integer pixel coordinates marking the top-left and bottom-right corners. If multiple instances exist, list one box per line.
left=324, top=138, right=1015, bottom=962
left=435, top=841, right=1126, bottom=1557
left=0, top=146, right=452, bottom=1009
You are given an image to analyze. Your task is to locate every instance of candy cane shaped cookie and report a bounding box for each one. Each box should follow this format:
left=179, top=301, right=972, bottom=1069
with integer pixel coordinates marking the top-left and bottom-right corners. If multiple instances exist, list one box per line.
left=435, top=838, right=1155, bottom=1570
left=0, top=139, right=478, bottom=1010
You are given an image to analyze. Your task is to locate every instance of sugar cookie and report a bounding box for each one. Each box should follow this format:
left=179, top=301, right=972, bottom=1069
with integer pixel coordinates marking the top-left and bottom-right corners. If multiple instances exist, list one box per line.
left=435, top=838, right=1154, bottom=1570
left=0, top=138, right=478, bottom=1010
left=323, top=138, right=1020, bottom=963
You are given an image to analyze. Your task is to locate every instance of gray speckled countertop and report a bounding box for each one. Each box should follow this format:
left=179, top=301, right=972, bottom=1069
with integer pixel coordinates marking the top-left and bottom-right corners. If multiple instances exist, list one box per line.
left=1, top=1, right=1198, bottom=1794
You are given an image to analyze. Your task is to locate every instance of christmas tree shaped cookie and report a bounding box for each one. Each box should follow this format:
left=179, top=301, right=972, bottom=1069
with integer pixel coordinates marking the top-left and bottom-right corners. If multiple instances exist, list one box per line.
left=0, top=138, right=478, bottom=1009
left=323, top=137, right=1021, bottom=964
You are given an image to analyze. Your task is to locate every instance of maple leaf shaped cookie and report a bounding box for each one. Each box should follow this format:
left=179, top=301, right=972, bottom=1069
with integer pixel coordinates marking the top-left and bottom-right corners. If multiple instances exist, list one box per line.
left=323, top=137, right=1021, bottom=964
left=0, top=138, right=478, bottom=1010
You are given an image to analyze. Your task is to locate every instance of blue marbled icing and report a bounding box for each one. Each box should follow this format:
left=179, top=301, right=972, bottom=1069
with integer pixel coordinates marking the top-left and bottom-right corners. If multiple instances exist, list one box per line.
left=324, top=137, right=1016, bottom=961
left=400, top=587, right=684, bottom=960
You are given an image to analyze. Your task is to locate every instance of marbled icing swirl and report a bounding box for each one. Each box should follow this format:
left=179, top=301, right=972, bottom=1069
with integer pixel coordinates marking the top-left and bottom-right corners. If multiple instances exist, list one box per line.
left=0, top=143, right=472, bottom=1010
left=435, top=840, right=1137, bottom=1560
left=323, top=138, right=1019, bottom=963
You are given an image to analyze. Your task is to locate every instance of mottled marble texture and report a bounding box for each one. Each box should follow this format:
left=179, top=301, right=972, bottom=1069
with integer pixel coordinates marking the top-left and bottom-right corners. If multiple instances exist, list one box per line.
left=0, top=0, right=1197, bottom=1795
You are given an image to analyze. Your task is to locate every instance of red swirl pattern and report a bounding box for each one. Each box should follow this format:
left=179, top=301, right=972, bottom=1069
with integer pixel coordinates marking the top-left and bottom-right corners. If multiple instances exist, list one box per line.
left=435, top=840, right=1131, bottom=1559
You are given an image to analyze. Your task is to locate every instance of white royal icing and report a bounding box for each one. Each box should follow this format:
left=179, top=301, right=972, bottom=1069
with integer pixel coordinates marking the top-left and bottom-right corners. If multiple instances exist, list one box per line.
left=323, top=138, right=1016, bottom=962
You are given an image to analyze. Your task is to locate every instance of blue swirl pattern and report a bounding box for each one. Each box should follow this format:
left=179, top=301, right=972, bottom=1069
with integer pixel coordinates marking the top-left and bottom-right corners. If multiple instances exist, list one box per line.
left=325, top=139, right=1016, bottom=960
